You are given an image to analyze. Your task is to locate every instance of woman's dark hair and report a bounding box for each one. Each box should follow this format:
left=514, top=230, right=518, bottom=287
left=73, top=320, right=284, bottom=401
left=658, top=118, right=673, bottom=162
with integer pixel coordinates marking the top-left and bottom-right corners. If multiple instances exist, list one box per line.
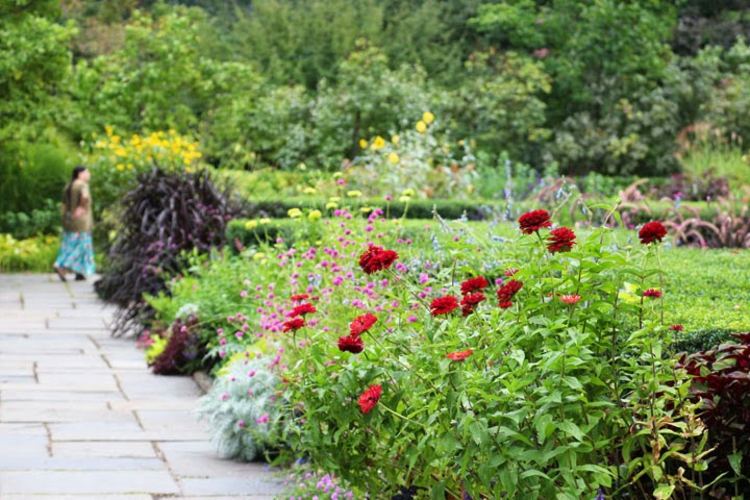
left=65, top=165, right=88, bottom=208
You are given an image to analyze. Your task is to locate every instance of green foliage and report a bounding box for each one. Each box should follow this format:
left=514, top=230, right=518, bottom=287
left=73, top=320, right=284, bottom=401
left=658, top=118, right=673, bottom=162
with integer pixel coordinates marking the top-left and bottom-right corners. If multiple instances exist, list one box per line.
left=680, top=145, right=750, bottom=188
left=0, top=141, right=74, bottom=214
left=311, top=42, right=433, bottom=167
left=0, top=3, right=75, bottom=142
left=447, top=51, right=551, bottom=163
left=0, top=234, right=58, bottom=272
left=0, top=199, right=61, bottom=238
left=67, top=7, right=262, bottom=149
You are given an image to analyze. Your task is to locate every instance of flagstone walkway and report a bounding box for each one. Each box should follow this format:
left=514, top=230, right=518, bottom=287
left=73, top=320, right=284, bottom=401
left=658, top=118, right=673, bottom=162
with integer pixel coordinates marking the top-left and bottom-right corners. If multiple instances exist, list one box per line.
left=0, top=273, right=283, bottom=499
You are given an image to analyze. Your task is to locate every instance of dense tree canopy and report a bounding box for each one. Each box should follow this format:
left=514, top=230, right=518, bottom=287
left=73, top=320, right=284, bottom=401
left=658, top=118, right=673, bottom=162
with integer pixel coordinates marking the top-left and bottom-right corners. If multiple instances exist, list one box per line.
left=3, top=0, right=750, bottom=179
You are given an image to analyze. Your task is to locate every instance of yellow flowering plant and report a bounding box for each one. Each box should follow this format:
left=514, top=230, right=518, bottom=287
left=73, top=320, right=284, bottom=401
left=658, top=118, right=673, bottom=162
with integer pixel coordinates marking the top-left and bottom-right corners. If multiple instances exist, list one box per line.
left=348, top=112, right=477, bottom=199
left=87, top=126, right=205, bottom=212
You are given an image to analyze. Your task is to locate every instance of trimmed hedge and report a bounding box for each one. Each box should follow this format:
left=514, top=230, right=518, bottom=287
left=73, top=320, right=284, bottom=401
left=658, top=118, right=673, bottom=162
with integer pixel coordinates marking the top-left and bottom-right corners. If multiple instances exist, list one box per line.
left=241, top=196, right=735, bottom=227
left=243, top=197, right=503, bottom=221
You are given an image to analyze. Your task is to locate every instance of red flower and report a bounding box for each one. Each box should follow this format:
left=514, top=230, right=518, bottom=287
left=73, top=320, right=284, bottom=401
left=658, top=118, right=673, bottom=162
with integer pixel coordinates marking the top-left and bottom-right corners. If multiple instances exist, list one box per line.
left=497, top=280, right=523, bottom=304
left=289, top=302, right=316, bottom=317
left=460, top=276, right=489, bottom=295
left=430, top=295, right=459, bottom=316
left=282, top=317, right=305, bottom=332
left=639, top=221, right=667, bottom=245
left=337, top=334, right=364, bottom=353
left=670, top=324, right=684, bottom=332
left=499, top=301, right=513, bottom=309
left=643, top=288, right=662, bottom=299
left=350, top=313, right=377, bottom=336
left=518, top=209, right=552, bottom=234
left=358, top=384, right=382, bottom=414
left=547, top=227, right=576, bottom=253
left=460, top=292, right=486, bottom=316
left=560, top=294, right=581, bottom=305
left=291, top=294, right=309, bottom=302
left=359, top=245, right=398, bottom=274
left=447, top=349, right=473, bottom=361
left=504, top=268, right=519, bottom=277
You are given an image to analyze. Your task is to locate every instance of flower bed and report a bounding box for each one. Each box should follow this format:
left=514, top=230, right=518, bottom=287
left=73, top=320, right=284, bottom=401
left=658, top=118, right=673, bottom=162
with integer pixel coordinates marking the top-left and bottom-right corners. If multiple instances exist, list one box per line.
left=139, top=205, right=750, bottom=497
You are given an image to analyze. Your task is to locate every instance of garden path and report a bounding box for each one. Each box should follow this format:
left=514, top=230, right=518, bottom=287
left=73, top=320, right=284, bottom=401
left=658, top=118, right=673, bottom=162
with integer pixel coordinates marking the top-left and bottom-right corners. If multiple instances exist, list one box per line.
left=0, top=273, right=283, bottom=499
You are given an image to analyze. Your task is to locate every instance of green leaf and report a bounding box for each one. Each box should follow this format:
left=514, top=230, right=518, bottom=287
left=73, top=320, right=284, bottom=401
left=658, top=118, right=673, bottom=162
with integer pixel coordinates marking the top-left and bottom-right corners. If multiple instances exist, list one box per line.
left=729, top=452, right=743, bottom=477
left=653, top=484, right=675, bottom=499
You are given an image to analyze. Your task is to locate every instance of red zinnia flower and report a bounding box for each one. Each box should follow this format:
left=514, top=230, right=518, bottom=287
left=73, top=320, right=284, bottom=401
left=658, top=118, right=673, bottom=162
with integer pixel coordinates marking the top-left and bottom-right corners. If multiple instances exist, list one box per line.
left=560, top=294, right=581, bottom=305
left=337, top=334, right=364, bottom=353
left=669, top=324, right=684, bottom=332
left=643, top=288, right=662, bottom=299
left=430, top=295, right=459, bottom=316
left=547, top=227, right=576, bottom=253
left=497, top=279, right=523, bottom=304
left=291, top=294, right=309, bottom=302
left=446, top=349, right=473, bottom=361
left=350, top=313, right=377, bottom=336
left=460, top=292, right=486, bottom=316
left=518, top=209, right=552, bottom=234
left=289, top=302, right=316, bottom=317
left=460, top=276, right=489, bottom=295
left=358, top=384, right=382, bottom=414
left=638, top=221, right=667, bottom=245
left=282, top=317, right=305, bottom=332
left=359, top=245, right=398, bottom=274
left=499, top=301, right=513, bottom=309
left=504, top=268, right=519, bottom=277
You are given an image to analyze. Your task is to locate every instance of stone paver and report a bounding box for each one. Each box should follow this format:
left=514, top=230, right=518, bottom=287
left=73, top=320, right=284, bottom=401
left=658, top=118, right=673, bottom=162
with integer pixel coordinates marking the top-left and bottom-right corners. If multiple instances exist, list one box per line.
left=0, top=273, right=282, bottom=498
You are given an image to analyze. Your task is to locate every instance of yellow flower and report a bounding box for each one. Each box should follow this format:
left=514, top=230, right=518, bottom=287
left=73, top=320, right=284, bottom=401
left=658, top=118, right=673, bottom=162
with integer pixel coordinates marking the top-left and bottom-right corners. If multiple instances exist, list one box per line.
left=308, top=209, right=322, bottom=221
left=253, top=252, right=266, bottom=261
left=126, top=163, right=134, bottom=170
left=359, top=139, right=368, bottom=149
left=370, top=136, right=386, bottom=150
left=387, top=152, right=400, bottom=164
left=401, top=188, right=415, bottom=197
left=302, top=187, right=317, bottom=195
left=326, top=201, right=338, bottom=210
left=244, top=220, right=259, bottom=230
left=104, top=125, right=114, bottom=136
left=360, top=206, right=372, bottom=214
left=115, top=164, right=125, bottom=171
left=347, top=190, right=362, bottom=198
left=329, top=196, right=341, bottom=202
left=416, top=121, right=427, bottom=133
left=399, top=195, right=412, bottom=203
left=114, top=147, right=127, bottom=157
left=259, top=218, right=271, bottom=225
left=422, top=111, right=435, bottom=125
left=288, top=208, right=303, bottom=218
left=391, top=134, right=400, bottom=145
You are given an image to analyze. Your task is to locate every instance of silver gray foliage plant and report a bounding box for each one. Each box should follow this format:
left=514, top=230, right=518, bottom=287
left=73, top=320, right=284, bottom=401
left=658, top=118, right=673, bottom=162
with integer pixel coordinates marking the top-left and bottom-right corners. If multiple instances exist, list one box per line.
left=198, top=356, right=283, bottom=461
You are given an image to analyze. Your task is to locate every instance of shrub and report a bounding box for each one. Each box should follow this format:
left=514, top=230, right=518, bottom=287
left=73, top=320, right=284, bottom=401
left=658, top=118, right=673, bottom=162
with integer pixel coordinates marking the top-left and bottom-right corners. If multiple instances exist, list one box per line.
left=198, top=356, right=286, bottom=461
left=87, top=127, right=204, bottom=214
left=0, top=199, right=61, bottom=238
left=95, top=168, right=238, bottom=336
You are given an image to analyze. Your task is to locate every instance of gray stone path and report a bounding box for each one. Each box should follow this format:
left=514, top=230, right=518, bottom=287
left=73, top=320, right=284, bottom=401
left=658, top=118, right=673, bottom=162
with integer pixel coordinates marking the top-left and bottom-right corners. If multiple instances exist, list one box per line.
left=0, top=274, right=283, bottom=499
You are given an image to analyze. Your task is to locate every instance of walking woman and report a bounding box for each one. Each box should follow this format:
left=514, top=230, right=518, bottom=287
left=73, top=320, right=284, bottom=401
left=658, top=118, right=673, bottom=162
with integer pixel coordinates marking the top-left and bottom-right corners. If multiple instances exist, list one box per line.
left=53, top=166, right=96, bottom=281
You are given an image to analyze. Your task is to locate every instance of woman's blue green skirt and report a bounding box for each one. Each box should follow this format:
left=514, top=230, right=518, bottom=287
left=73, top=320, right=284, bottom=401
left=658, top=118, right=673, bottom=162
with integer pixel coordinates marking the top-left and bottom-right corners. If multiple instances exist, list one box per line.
left=55, top=231, right=96, bottom=276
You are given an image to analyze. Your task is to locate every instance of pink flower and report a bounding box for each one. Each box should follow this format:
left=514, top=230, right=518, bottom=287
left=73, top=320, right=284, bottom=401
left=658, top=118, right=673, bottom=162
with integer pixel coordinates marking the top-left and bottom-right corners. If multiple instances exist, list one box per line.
left=560, top=294, right=581, bottom=305
left=256, top=413, right=269, bottom=424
